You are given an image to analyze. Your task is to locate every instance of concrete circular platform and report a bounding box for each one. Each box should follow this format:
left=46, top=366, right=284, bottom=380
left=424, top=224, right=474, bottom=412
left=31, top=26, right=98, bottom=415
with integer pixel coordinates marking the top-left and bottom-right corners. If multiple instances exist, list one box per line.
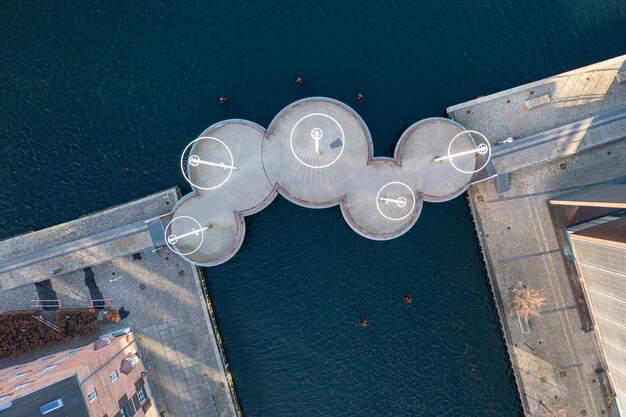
left=183, top=137, right=235, bottom=190
left=185, top=120, right=276, bottom=213
left=341, top=162, right=423, bottom=240
left=169, top=99, right=487, bottom=266
left=173, top=120, right=276, bottom=266
left=262, top=97, right=371, bottom=207
left=169, top=195, right=242, bottom=266
left=398, top=118, right=476, bottom=201
left=289, top=113, right=345, bottom=168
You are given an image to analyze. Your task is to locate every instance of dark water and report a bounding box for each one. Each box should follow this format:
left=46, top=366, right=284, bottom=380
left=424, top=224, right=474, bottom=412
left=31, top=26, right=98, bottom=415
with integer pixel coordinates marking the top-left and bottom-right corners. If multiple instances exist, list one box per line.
left=2, top=1, right=626, bottom=416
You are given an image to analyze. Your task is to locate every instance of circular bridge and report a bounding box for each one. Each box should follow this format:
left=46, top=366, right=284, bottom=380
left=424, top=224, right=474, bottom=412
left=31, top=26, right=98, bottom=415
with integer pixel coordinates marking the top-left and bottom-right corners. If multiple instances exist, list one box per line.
left=168, top=97, right=490, bottom=266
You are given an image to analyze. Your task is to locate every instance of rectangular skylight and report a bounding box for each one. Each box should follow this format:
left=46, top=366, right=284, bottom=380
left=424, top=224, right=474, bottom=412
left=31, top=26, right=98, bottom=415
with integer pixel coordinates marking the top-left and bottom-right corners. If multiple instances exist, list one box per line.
left=40, top=398, right=64, bottom=414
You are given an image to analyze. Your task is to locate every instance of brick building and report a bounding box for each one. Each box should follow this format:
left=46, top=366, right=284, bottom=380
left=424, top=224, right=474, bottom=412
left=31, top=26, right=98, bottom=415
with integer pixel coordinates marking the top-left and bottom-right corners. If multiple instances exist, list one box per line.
left=0, top=329, right=159, bottom=417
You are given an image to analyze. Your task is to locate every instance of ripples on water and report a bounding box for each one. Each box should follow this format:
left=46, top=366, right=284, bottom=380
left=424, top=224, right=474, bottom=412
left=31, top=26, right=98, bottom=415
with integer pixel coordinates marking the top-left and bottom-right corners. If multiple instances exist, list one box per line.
left=1, top=1, right=625, bottom=415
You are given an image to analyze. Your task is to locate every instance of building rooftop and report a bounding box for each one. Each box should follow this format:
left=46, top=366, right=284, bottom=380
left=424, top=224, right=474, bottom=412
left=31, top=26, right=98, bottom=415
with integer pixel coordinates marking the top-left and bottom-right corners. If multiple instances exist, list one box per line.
left=568, top=213, right=626, bottom=412
left=0, top=330, right=142, bottom=417
left=550, top=184, right=626, bottom=208
left=570, top=214, right=626, bottom=248
left=0, top=375, right=89, bottom=417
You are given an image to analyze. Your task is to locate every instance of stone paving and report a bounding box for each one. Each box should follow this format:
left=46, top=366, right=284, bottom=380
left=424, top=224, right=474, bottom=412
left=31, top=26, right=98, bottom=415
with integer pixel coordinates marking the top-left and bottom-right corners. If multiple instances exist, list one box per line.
left=447, top=55, right=626, bottom=142
left=140, top=323, right=223, bottom=417
left=489, top=106, right=626, bottom=174
left=0, top=189, right=175, bottom=259
left=447, top=54, right=626, bottom=417
left=464, top=140, right=626, bottom=417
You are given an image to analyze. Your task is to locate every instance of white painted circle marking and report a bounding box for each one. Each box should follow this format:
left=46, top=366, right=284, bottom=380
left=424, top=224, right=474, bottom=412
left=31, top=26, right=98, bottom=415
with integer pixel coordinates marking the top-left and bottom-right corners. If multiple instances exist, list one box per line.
left=289, top=113, right=345, bottom=169
left=447, top=130, right=491, bottom=174
left=180, top=137, right=235, bottom=190
left=375, top=182, right=416, bottom=221
left=164, top=216, right=205, bottom=256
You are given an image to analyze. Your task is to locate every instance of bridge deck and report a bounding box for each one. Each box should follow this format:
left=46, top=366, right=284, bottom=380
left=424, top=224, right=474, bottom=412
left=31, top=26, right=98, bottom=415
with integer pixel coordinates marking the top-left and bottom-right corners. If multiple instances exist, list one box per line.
left=0, top=189, right=177, bottom=290
left=173, top=98, right=482, bottom=264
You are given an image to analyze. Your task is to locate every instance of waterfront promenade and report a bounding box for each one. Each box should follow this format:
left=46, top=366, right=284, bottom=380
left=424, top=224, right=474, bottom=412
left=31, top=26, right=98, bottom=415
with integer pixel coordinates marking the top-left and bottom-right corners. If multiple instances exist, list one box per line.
left=448, top=55, right=626, bottom=417
left=0, top=188, right=240, bottom=417
left=0, top=191, right=168, bottom=291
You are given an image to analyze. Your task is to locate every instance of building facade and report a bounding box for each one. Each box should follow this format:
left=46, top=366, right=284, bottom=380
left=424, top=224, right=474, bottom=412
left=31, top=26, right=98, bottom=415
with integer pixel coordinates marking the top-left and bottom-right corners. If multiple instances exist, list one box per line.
left=551, top=184, right=626, bottom=413
left=569, top=214, right=626, bottom=412
left=0, top=329, right=159, bottom=417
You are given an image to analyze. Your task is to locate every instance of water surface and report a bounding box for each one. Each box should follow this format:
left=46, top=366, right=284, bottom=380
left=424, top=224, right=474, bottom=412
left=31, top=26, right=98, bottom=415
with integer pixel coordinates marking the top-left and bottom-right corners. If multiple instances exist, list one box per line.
left=1, top=1, right=625, bottom=416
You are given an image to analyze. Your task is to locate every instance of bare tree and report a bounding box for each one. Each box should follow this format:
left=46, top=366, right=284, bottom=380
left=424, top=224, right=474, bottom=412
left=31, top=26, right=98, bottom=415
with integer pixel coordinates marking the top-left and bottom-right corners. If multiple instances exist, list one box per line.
left=510, top=282, right=546, bottom=322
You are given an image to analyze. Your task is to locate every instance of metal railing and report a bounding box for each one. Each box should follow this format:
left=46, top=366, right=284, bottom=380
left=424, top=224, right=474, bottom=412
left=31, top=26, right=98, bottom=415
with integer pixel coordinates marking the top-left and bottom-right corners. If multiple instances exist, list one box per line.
left=32, top=315, right=61, bottom=332
left=30, top=299, right=114, bottom=309
left=89, top=299, right=113, bottom=308
left=30, top=299, right=63, bottom=309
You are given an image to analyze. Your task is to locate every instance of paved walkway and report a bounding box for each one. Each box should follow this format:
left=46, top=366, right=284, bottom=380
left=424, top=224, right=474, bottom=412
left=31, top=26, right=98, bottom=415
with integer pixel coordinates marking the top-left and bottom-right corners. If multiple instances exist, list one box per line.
left=447, top=54, right=626, bottom=417
left=0, top=222, right=153, bottom=290
left=490, top=106, right=626, bottom=173
left=140, top=323, right=222, bottom=417
left=0, top=189, right=240, bottom=417
left=447, top=55, right=626, bottom=142
left=0, top=189, right=177, bottom=291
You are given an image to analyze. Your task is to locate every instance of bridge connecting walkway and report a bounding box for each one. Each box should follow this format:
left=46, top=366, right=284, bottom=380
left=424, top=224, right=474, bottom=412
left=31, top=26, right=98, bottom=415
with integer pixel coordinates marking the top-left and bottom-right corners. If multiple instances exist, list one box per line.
left=171, top=97, right=491, bottom=266
left=0, top=189, right=175, bottom=291
left=491, top=106, right=626, bottom=173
